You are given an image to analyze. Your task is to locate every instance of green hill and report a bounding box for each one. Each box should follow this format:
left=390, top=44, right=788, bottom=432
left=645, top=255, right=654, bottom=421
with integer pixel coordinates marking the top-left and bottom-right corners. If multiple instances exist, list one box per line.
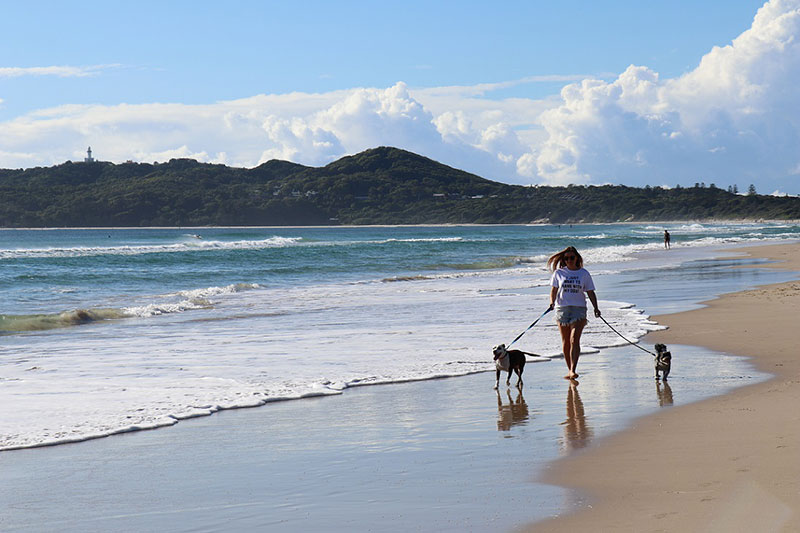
left=0, top=146, right=798, bottom=226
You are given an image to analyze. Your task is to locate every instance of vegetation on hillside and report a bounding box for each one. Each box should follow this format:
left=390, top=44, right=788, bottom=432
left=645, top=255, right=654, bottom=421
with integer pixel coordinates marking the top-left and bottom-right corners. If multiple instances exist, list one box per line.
left=1, top=146, right=798, bottom=227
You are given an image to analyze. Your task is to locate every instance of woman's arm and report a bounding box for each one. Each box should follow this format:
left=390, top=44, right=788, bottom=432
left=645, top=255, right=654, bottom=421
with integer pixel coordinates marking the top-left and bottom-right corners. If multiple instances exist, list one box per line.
left=586, top=290, right=600, bottom=317
left=549, top=285, right=558, bottom=310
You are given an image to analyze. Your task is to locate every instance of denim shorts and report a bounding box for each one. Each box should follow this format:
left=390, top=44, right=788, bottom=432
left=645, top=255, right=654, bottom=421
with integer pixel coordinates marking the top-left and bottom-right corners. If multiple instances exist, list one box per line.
left=555, top=305, right=587, bottom=325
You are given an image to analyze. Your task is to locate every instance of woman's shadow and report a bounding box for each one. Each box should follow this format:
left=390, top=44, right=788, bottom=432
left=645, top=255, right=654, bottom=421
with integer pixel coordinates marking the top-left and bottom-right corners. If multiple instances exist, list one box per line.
left=560, top=380, right=593, bottom=453
left=496, top=388, right=530, bottom=431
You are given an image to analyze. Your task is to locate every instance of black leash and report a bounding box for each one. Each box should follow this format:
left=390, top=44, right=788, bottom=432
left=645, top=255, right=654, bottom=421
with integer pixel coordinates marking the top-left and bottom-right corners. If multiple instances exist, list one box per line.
left=507, top=308, right=656, bottom=356
left=507, top=307, right=552, bottom=348
left=599, top=315, right=656, bottom=356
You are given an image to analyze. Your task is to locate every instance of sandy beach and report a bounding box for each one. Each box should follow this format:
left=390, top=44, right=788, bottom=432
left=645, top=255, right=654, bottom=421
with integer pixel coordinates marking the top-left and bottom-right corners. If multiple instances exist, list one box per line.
left=530, top=242, right=800, bottom=532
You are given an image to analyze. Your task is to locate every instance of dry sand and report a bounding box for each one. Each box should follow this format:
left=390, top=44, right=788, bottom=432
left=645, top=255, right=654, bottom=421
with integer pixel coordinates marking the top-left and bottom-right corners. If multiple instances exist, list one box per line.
left=529, top=242, right=800, bottom=532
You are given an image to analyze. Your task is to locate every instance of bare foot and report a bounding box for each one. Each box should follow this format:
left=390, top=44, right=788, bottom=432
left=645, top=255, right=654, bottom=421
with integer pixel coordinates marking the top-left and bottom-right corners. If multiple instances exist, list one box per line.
left=569, top=371, right=579, bottom=379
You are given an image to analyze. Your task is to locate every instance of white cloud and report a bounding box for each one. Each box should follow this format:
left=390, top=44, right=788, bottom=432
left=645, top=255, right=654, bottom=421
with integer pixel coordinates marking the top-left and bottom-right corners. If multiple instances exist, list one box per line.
left=530, top=0, right=800, bottom=191
left=137, top=146, right=215, bottom=164
left=0, top=81, right=535, bottom=182
left=313, top=83, right=440, bottom=154
left=0, top=65, right=118, bottom=78
left=258, top=116, right=343, bottom=165
left=416, top=74, right=611, bottom=100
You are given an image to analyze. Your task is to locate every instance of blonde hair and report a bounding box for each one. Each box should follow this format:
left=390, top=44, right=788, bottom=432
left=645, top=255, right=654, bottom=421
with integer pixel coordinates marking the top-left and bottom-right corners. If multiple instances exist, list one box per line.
left=547, top=246, right=584, bottom=272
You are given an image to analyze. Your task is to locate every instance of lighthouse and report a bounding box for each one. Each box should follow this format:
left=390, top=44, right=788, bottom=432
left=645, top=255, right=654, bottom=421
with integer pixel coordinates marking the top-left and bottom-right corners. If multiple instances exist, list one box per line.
left=85, top=147, right=95, bottom=163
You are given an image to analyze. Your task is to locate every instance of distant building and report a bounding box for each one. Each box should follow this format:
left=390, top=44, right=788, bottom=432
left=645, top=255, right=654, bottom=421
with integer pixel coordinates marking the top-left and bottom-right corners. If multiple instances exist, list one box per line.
left=84, top=147, right=95, bottom=163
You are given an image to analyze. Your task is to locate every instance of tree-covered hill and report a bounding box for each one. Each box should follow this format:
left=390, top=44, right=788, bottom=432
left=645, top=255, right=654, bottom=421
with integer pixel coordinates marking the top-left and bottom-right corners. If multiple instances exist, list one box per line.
left=1, top=146, right=798, bottom=227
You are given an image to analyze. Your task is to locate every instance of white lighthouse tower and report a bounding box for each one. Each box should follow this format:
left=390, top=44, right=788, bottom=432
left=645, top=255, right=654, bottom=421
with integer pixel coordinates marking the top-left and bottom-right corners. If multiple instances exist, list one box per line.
left=84, top=147, right=95, bottom=163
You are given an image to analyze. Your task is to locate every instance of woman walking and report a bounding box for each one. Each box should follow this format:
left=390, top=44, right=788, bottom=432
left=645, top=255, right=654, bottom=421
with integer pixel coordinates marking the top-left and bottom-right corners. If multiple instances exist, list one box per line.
left=547, top=246, right=601, bottom=379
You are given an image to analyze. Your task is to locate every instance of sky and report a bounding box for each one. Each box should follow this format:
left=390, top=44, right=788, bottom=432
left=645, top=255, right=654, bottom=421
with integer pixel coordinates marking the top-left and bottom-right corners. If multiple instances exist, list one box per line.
left=2, top=0, right=799, bottom=194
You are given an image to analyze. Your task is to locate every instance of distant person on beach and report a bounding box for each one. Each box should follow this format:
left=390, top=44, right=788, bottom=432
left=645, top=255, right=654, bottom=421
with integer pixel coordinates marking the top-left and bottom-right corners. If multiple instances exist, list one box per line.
left=547, top=246, right=601, bottom=380
left=664, top=230, right=671, bottom=249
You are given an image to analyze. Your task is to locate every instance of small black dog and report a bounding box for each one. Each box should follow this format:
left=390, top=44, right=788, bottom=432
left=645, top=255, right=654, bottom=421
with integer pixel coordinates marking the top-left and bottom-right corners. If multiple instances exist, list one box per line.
left=493, top=344, right=536, bottom=389
left=654, top=343, right=672, bottom=381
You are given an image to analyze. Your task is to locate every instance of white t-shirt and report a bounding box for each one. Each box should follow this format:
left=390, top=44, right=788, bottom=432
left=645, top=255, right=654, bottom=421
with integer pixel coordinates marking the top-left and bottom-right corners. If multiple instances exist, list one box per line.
left=550, top=267, right=595, bottom=307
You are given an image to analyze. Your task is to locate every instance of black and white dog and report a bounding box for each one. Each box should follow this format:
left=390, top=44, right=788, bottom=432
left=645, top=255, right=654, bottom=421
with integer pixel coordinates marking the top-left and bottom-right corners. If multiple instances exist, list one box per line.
left=654, top=343, right=672, bottom=381
left=493, top=344, right=539, bottom=389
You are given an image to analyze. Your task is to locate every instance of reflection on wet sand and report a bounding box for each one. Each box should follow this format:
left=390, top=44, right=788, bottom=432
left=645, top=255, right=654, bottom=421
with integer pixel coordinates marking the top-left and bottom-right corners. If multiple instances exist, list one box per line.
left=496, top=388, right=530, bottom=431
left=656, top=380, right=674, bottom=406
left=560, top=380, right=593, bottom=453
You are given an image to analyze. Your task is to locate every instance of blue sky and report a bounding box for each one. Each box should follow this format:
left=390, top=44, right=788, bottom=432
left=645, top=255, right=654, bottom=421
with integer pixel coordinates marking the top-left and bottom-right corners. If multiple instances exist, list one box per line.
left=2, top=0, right=799, bottom=194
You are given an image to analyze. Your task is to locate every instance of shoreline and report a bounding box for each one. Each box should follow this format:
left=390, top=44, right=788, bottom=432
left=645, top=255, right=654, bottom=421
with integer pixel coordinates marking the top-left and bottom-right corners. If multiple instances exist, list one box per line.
left=0, top=369, right=499, bottom=453
left=1, top=220, right=798, bottom=231
left=528, top=242, right=800, bottom=531
left=0, top=343, right=761, bottom=532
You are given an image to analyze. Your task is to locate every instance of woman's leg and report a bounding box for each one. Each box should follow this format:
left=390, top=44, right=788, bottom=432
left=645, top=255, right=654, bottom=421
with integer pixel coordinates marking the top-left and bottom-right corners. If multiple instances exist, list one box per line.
left=568, top=320, right=587, bottom=378
left=558, top=322, right=573, bottom=378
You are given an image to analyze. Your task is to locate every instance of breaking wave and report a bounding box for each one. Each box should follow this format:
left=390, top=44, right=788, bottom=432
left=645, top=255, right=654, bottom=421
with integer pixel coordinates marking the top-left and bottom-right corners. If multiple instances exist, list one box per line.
left=0, top=283, right=261, bottom=333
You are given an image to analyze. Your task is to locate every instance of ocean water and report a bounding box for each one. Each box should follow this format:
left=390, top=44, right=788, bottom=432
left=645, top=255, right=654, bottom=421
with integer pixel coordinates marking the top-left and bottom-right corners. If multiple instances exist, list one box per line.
left=1, top=222, right=799, bottom=451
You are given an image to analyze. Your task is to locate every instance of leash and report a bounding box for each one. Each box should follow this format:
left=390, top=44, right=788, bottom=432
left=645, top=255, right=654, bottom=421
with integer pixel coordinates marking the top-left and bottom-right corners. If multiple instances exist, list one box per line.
left=598, top=315, right=656, bottom=356
left=507, top=307, right=552, bottom=348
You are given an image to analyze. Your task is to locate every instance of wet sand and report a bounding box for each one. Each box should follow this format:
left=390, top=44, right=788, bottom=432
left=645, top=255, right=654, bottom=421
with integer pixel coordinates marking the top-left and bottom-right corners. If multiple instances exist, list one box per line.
left=0, top=344, right=760, bottom=532
left=529, top=242, right=800, bottom=532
